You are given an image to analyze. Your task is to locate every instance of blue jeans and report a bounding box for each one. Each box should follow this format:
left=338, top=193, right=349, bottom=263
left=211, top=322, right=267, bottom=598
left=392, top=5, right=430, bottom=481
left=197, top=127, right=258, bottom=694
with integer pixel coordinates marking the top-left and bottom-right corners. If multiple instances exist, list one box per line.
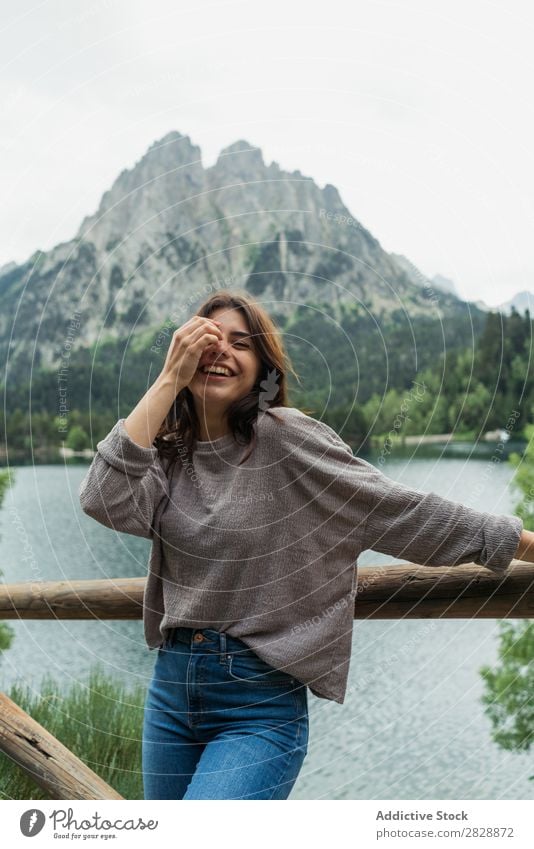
left=142, top=626, right=309, bottom=799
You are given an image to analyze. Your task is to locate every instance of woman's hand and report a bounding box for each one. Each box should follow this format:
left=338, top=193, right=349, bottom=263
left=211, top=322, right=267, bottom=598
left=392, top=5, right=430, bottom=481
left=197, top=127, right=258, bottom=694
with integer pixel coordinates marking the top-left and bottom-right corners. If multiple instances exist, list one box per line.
left=513, top=528, right=534, bottom=562
left=159, top=315, right=224, bottom=391
left=122, top=316, right=224, bottom=449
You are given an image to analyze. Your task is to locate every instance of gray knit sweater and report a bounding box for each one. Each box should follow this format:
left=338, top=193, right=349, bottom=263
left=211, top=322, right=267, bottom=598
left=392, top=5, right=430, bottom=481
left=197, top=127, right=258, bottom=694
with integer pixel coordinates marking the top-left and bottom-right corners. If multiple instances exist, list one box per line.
left=78, top=405, right=523, bottom=704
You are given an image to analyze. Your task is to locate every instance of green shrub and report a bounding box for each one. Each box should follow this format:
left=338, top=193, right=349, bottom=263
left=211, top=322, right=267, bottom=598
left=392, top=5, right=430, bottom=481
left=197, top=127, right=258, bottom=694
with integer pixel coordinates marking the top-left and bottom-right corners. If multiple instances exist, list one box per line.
left=478, top=437, right=534, bottom=782
left=0, top=666, right=146, bottom=800
left=66, top=425, right=90, bottom=451
left=480, top=621, right=534, bottom=772
left=0, top=468, right=15, bottom=654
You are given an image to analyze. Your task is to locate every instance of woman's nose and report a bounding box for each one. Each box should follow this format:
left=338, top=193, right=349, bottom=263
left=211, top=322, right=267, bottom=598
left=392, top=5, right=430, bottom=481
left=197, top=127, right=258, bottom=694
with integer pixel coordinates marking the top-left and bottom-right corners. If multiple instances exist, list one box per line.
left=207, top=337, right=228, bottom=354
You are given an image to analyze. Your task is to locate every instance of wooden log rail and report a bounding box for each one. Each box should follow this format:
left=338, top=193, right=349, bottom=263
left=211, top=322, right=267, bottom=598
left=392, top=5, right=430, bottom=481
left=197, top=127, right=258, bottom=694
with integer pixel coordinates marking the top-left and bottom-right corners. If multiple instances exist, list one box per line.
left=0, top=561, right=533, bottom=620
left=0, top=561, right=532, bottom=799
left=0, top=693, right=123, bottom=799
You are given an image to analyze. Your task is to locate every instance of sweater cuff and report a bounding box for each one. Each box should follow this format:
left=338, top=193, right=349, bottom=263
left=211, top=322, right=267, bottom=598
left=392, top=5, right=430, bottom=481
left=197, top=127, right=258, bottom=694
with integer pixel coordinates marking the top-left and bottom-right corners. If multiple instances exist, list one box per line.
left=479, top=513, right=523, bottom=573
left=95, top=418, right=159, bottom=477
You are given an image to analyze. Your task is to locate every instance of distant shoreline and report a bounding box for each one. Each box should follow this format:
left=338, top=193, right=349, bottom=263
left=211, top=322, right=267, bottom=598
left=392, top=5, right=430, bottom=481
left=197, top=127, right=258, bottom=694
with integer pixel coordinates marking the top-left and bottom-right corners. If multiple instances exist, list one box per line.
left=369, top=429, right=518, bottom=447
left=0, top=430, right=524, bottom=465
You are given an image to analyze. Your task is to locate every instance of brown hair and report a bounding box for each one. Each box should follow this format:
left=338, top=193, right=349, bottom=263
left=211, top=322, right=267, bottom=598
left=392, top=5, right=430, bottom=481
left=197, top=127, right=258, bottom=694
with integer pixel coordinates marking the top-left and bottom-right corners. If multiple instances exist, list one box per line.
left=154, top=290, right=300, bottom=466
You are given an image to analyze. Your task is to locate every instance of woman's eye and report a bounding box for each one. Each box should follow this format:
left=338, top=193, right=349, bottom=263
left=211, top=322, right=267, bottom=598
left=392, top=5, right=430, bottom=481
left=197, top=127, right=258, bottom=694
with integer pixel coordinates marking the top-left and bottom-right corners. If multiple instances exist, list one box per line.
left=235, top=342, right=250, bottom=349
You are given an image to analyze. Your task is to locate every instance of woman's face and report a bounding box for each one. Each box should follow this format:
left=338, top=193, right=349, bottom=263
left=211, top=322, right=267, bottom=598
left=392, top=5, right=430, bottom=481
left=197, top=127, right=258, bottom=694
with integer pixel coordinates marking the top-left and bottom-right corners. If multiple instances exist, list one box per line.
left=188, top=307, right=262, bottom=413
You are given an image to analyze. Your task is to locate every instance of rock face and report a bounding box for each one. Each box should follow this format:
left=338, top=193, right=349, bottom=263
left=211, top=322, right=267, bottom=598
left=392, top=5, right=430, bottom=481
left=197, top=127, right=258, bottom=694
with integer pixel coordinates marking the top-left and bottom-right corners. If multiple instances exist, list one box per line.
left=497, top=290, right=534, bottom=316
left=390, top=254, right=460, bottom=297
left=0, top=130, right=469, bottom=374
left=431, top=274, right=459, bottom=297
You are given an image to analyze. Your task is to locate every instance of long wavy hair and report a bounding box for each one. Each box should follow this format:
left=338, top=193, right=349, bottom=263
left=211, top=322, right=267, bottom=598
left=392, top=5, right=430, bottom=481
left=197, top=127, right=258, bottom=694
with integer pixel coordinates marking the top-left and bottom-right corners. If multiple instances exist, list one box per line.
left=154, top=290, right=301, bottom=466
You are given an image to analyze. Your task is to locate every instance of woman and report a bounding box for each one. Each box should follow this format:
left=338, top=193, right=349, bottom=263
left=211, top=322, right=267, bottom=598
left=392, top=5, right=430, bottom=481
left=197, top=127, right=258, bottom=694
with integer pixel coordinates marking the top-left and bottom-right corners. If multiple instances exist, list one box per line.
left=79, top=290, right=532, bottom=800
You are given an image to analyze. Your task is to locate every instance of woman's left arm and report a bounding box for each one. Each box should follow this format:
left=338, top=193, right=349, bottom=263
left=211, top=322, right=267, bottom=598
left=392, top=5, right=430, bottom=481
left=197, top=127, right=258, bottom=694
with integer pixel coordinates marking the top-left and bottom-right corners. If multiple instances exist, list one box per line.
left=270, top=407, right=525, bottom=575
left=358, top=473, right=523, bottom=574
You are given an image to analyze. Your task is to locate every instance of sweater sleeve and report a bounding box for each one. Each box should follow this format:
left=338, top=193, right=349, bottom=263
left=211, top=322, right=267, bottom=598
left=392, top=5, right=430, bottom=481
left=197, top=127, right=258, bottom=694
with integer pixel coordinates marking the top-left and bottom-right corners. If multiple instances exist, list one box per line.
left=78, top=418, right=170, bottom=539
left=273, top=408, right=523, bottom=574
left=358, top=457, right=522, bottom=573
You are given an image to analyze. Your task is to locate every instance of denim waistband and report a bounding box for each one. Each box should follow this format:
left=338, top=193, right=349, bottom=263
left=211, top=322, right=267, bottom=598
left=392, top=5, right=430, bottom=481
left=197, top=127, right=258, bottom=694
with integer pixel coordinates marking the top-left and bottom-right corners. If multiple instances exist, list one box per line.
left=165, top=626, right=255, bottom=654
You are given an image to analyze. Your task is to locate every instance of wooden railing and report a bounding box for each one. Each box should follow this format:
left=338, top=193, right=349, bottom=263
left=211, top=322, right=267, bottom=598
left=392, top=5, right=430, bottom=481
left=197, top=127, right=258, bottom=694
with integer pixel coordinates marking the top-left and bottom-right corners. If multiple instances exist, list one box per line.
left=0, top=562, right=533, bottom=622
left=1, top=560, right=533, bottom=799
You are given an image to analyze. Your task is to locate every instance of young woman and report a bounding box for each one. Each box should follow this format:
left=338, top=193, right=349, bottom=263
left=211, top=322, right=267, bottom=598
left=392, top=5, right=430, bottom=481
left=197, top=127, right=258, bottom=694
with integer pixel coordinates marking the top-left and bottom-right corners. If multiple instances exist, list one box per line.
left=79, top=290, right=533, bottom=800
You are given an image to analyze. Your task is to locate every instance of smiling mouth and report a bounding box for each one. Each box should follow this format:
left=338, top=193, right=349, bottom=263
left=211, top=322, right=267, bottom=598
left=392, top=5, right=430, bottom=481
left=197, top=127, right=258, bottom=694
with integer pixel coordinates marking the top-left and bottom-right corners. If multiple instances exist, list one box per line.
left=197, top=366, right=237, bottom=379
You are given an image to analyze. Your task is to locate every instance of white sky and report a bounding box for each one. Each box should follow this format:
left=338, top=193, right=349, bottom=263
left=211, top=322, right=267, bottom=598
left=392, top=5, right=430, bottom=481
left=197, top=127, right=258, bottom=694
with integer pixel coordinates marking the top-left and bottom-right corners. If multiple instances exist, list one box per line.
left=1, top=0, right=533, bottom=306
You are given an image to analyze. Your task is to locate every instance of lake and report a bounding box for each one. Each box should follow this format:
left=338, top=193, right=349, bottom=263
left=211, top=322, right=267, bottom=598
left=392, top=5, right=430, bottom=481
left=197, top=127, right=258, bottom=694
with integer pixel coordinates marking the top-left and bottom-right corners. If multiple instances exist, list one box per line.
left=0, top=440, right=532, bottom=800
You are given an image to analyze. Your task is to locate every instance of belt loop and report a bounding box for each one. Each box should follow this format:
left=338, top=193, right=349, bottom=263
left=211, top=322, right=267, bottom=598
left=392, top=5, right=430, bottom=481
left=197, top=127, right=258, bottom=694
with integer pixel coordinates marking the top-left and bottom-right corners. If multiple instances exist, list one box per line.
left=220, top=631, right=227, bottom=662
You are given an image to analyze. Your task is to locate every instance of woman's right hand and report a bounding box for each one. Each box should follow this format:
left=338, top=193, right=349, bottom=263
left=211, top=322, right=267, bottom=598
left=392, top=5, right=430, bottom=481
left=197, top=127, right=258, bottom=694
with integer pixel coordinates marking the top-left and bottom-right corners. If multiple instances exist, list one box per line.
left=159, top=315, right=224, bottom=389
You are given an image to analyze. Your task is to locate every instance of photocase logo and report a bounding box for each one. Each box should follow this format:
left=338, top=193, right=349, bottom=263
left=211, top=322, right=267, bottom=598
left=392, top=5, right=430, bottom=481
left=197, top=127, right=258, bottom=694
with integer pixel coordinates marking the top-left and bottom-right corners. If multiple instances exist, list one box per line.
left=20, top=809, right=46, bottom=837
left=259, top=367, right=280, bottom=411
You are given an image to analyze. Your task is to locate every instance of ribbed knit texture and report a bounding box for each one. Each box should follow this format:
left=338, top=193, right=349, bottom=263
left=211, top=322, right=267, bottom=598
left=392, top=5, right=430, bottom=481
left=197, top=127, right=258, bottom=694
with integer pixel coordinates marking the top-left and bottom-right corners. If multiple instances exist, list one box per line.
left=78, top=406, right=523, bottom=703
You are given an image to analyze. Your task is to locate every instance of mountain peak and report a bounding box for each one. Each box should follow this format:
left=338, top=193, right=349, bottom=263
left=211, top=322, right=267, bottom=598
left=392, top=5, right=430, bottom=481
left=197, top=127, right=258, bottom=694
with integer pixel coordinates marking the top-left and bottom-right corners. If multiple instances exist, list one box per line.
left=144, top=130, right=201, bottom=163
left=149, top=129, right=185, bottom=146
left=75, top=130, right=204, bottom=243
left=214, top=139, right=265, bottom=171
left=322, top=183, right=342, bottom=205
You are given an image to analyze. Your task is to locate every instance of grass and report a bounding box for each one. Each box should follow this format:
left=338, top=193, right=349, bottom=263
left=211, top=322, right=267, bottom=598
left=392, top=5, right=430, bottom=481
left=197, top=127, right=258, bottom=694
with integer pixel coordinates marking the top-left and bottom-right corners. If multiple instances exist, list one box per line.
left=0, top=666, right=146, bottom=800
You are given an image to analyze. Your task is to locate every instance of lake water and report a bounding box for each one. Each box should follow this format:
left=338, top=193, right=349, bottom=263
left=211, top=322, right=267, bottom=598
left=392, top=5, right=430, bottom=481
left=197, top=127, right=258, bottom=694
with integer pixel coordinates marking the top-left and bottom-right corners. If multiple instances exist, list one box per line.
left=0, top=442, right=532, bottom=800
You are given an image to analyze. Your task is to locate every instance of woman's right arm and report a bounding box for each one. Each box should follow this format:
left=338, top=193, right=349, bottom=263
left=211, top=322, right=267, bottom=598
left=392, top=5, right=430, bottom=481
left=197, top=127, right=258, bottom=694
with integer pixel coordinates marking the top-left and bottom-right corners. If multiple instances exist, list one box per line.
left=78, top=376, right=180, bottom=539
left=78, top=316, right=223, bottom=538
left=78, top=430, right=167, bottom=540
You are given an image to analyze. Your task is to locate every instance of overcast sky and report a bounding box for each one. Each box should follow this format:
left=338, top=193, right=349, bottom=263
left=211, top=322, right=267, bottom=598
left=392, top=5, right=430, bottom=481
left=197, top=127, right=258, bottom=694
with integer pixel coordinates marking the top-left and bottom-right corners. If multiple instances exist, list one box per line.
left=1, top=0, right=533, bottom=306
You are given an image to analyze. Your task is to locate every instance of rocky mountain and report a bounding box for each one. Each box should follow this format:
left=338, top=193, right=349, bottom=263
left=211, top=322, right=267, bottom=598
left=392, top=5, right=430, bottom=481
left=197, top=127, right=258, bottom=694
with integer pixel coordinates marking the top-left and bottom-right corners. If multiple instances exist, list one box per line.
left=459, top=290, right=534, bottom=315
left=389, top=254, right=459, bottom=297
left=388, top=255, right=534, bottom=316
left=0, top=130, right=478, bottom=379
left=431, top=273, right=458, bottom=297
left=497, top=290, right=534, bottom=316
